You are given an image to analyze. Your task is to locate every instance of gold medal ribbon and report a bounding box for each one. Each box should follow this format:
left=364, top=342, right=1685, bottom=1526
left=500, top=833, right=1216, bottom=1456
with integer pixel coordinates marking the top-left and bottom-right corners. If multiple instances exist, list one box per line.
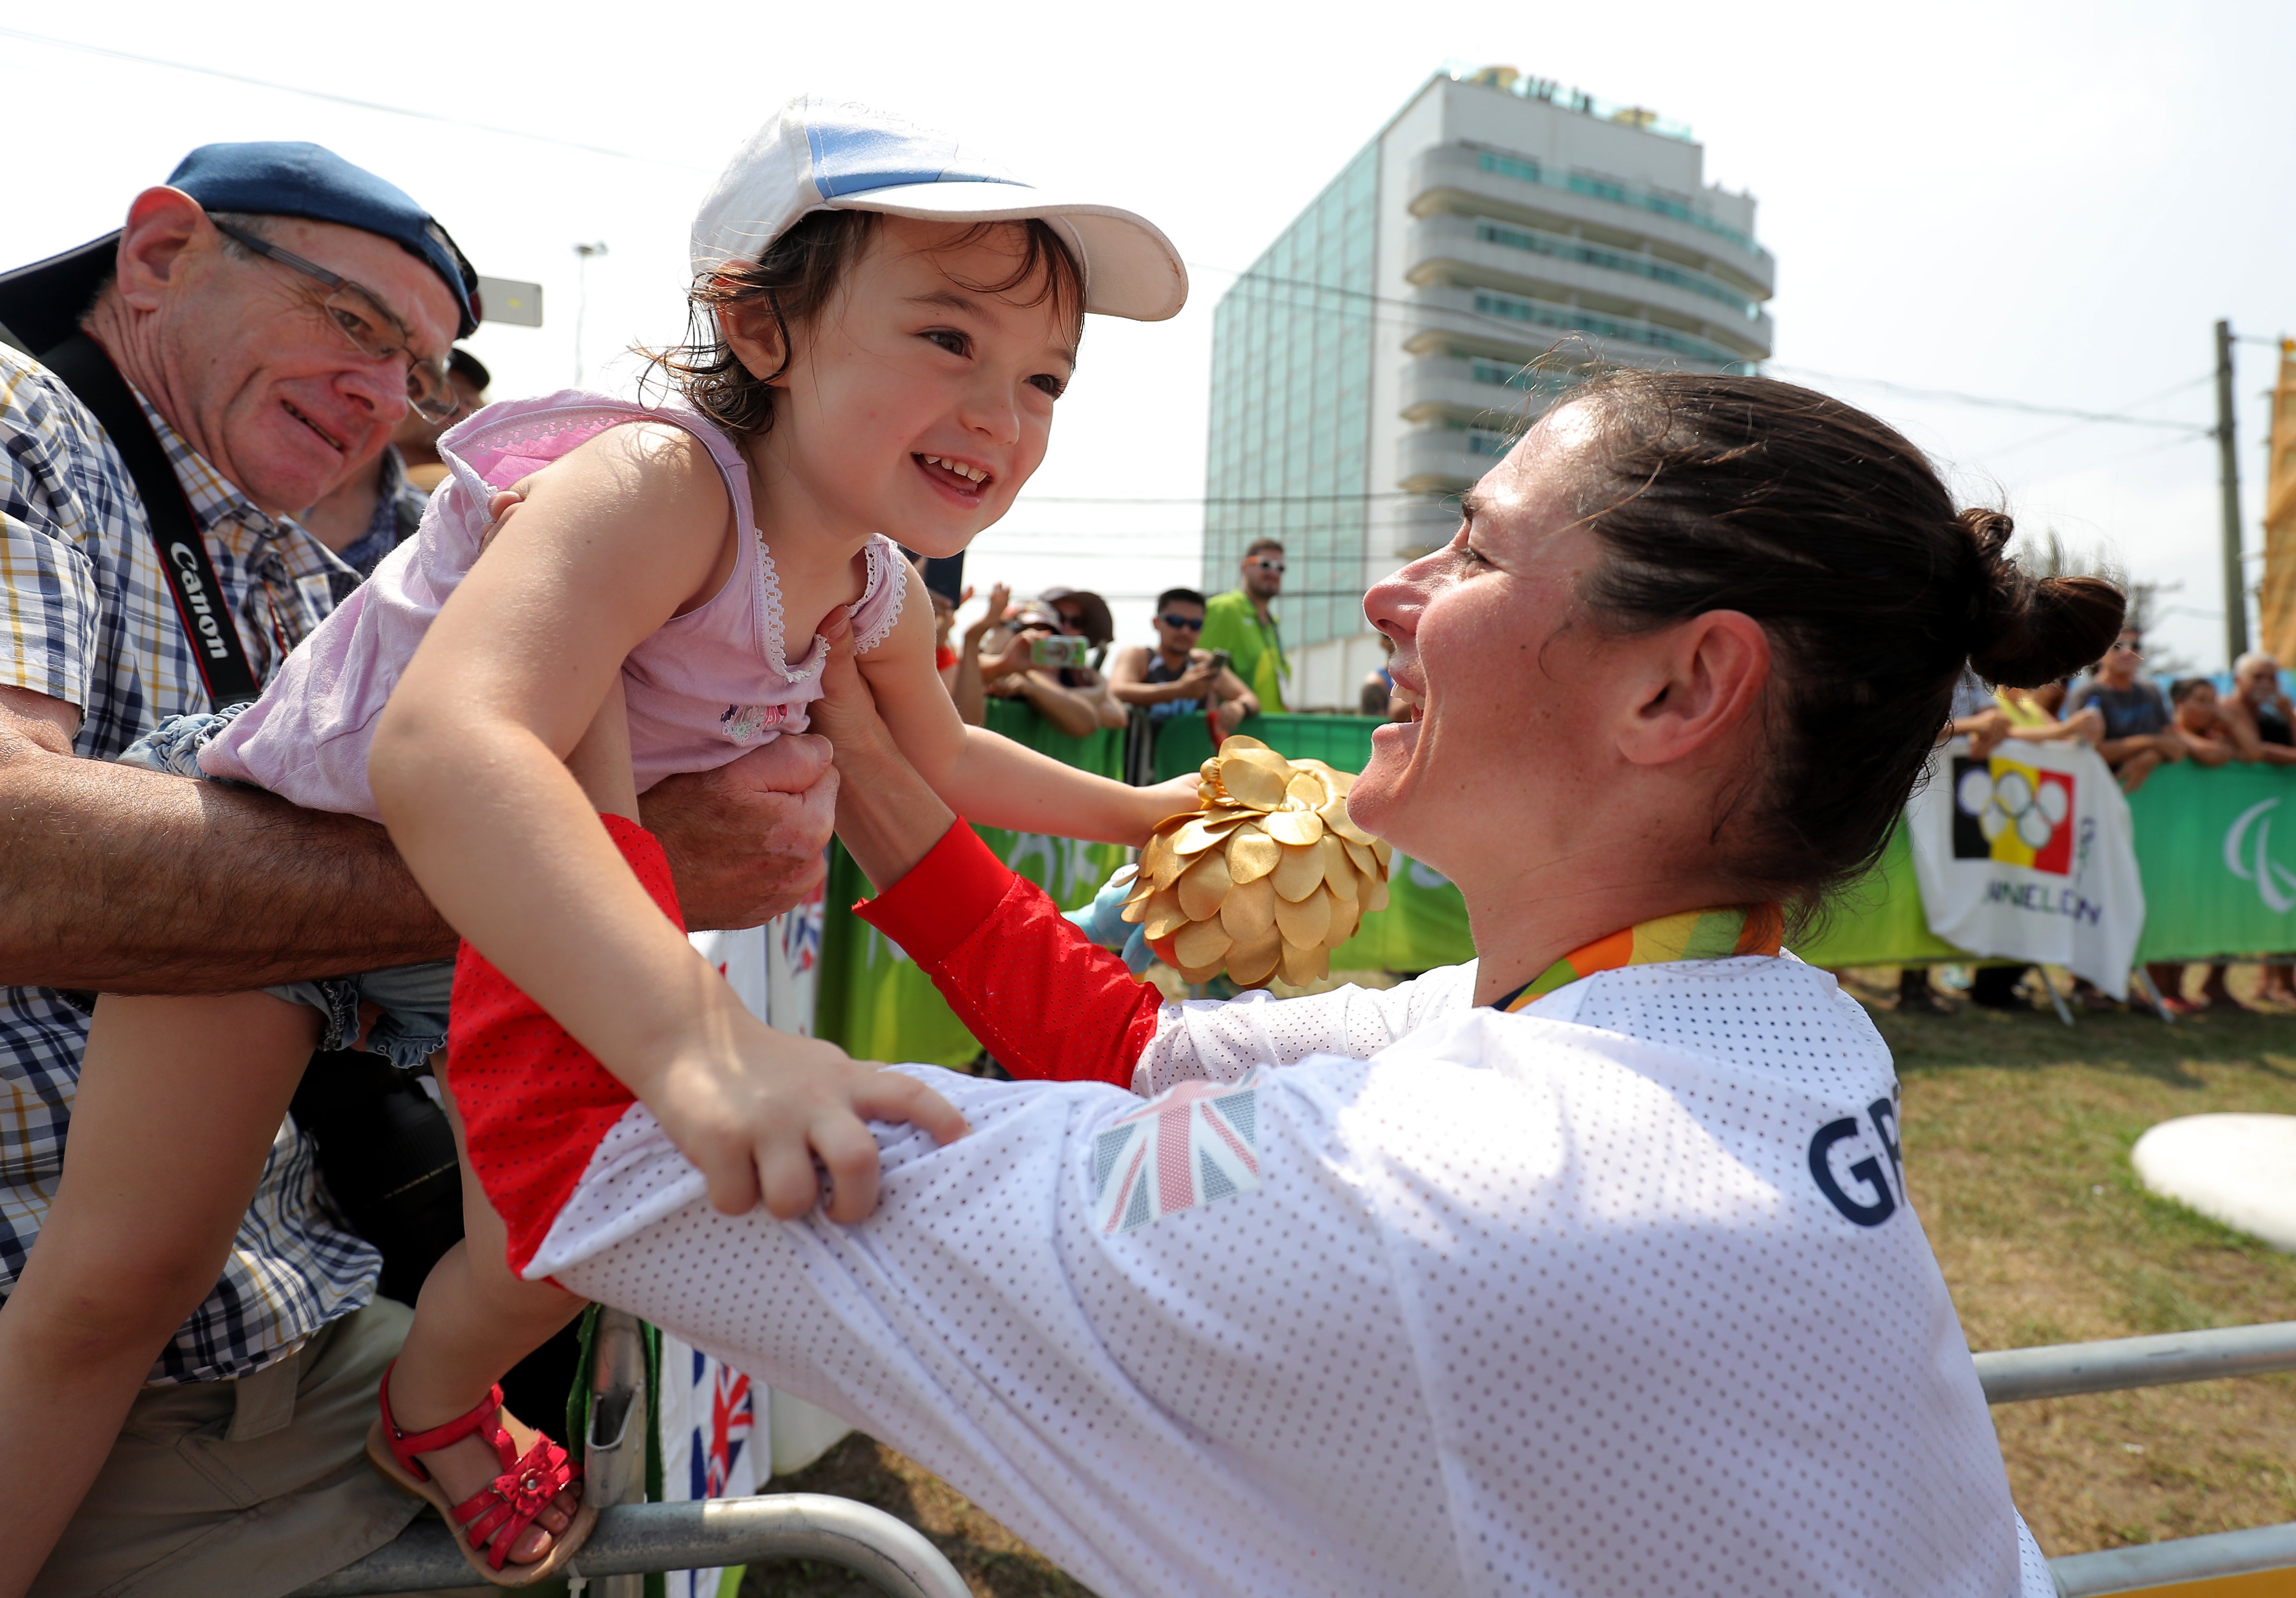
left=1491, top=902, right=1785, bottom=1013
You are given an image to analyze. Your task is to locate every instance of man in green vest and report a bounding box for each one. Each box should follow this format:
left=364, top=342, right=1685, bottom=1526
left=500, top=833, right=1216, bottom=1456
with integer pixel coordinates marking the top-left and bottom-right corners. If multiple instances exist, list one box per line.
left=1200, top=538, right=1289, bottom=713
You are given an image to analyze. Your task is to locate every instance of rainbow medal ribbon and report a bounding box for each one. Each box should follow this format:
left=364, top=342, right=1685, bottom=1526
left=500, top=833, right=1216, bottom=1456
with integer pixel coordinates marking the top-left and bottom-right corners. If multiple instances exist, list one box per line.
left=1491, top=902, right=1785, bottom=1013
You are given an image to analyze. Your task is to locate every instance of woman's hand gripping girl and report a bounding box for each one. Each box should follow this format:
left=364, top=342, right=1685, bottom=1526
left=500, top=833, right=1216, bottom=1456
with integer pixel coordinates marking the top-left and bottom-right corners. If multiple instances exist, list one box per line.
left=0, top=97, right=1193, bottom=1593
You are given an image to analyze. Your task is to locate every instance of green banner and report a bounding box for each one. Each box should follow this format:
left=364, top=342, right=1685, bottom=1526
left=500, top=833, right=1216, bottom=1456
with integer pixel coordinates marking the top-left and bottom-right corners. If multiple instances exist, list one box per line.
left=1774, top=762, right=2296, bottom=968
left=2123, top=761, right=2296, bottom=961
left=1790, top=825, right=1965, bottom=968
left=822, top=714, right=2296, bottom=1041
left=815, top=700, right=1130, bottom=1065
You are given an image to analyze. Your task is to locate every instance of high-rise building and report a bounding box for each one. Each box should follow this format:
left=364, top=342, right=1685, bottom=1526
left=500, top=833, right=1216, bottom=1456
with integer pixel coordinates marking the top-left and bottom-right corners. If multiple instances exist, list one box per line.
left=1201, top=68, right=1775, bottom=708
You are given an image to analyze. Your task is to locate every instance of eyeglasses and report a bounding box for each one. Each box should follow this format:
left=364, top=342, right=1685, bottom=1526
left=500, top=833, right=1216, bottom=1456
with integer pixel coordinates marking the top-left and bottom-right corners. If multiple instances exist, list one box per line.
left=1247, top=558, right=1286, bottom=574
left=2107, top=640, right=2143, bottom=656
left=209, top=216, right=461, bottom=423
left=1158, top=613, right=1204, bottom=631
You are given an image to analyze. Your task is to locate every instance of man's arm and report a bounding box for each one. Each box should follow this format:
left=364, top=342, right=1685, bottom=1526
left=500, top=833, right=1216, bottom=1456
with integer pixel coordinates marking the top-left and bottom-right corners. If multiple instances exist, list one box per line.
left=0, top=685, right=836, bottom=993
left=1111, top=650, right=1223, bottom=708
left=0, top=685, right=451, bottom=990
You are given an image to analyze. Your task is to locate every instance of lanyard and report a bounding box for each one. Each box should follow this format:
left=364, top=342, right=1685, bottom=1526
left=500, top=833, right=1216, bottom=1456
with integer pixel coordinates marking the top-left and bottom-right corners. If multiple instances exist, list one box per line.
left=1490, top=902, right=1785, bottom=1013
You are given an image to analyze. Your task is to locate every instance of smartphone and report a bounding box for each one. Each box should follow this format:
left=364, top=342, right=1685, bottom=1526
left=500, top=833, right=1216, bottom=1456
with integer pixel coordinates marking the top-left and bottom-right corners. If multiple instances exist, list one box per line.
left=1031, top=635, right=1087, bottom=668
left=1206, top=649, right=1232, bottom=677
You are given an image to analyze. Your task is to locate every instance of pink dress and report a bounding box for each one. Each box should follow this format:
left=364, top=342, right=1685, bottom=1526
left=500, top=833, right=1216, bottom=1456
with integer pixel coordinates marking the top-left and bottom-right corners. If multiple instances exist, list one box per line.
left=204, top=391, right=907, bottom=821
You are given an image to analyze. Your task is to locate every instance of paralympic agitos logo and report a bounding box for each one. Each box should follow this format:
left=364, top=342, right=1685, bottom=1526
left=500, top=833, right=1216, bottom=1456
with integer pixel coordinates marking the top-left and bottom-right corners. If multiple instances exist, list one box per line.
left=2224, top=798, right=2296, bottom=913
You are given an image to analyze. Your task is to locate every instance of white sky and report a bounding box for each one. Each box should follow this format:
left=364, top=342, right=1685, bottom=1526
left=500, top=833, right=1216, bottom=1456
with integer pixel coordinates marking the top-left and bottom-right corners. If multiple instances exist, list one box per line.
left=6, top=0, right=2289, bottom=670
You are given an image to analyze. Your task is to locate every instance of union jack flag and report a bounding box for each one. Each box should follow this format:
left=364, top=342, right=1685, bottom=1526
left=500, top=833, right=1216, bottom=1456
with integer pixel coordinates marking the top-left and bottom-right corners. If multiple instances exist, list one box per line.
left=1091, top=1073, right=1264, bottom=1234
left=686, top=1354, right=754, bottom=1501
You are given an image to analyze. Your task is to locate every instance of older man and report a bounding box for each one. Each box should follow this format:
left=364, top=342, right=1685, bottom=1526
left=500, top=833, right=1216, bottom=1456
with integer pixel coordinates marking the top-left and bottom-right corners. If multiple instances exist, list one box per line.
left=0, top=144, right=835, bottom=1598
left=2217, top=650, right=2296, bottom=767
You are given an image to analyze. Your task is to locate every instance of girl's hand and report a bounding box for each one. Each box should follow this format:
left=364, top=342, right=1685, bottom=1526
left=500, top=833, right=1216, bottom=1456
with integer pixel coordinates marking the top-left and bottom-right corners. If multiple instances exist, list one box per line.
left=961, top=583, right=1013, bottom=649
left=648, top=1026, right=968, bottom=1221
left=1134, top=773, right=1202, bottom=841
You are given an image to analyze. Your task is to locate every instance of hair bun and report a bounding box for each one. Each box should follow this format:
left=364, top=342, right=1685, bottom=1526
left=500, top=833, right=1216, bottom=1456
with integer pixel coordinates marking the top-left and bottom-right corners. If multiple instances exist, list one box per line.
left=1958, top=507, right=2126, bottom=688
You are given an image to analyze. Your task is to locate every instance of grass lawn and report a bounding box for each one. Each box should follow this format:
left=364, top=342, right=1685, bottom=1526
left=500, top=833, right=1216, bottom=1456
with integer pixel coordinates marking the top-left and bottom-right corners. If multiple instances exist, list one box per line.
left=1848, top=967, right=2296, bottom=1556
left=745, top=969, right=2296, bottom=1593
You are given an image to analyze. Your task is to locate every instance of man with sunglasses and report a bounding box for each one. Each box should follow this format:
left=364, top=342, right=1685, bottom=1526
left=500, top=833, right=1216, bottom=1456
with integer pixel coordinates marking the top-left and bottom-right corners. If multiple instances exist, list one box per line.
left=1109, top=586, right=1257, bottom=734
left=0, top=143, right=840, bottom=1598
left=1200, top=537, right=1290, bottom=713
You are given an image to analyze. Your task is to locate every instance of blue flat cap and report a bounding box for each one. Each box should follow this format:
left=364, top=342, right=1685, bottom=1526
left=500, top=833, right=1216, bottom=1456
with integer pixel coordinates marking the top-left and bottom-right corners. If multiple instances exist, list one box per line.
left=168, top=142, right=476, bottom=337
left=0, top=141, right=478, bottom=356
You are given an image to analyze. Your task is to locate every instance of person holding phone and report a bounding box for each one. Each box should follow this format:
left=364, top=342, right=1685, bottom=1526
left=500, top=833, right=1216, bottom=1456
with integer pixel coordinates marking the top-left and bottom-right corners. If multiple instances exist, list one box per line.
left=980, top=596, right=1126, bottom=736
left=1109, top=587, right=1257, bottom=734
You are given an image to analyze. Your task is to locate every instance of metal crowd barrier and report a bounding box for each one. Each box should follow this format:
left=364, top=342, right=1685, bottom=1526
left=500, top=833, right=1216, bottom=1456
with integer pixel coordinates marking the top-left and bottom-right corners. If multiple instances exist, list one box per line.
left=289, top=1309, right=966, bottom=1598
left=289, top=1497, right=969, bottom=1597
left=1973, top=1321, right=2296, bottom=1597
left=294, top=1320, right=2296, bottom=1596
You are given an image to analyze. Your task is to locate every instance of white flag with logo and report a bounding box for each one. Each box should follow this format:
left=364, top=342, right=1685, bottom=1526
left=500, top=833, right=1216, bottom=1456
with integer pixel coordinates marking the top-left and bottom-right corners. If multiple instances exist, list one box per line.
left=1904, top=738, right=2145, bottom=996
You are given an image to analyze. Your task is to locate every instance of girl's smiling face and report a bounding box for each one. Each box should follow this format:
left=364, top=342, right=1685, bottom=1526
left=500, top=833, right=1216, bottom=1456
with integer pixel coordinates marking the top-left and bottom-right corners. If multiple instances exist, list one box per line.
left=729, top=215, right=1078, bottom=557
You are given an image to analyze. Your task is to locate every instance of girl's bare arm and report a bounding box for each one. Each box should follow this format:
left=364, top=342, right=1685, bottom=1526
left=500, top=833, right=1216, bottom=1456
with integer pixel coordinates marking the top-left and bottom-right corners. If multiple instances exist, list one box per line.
left=859, top=563, right=1193, bottom=844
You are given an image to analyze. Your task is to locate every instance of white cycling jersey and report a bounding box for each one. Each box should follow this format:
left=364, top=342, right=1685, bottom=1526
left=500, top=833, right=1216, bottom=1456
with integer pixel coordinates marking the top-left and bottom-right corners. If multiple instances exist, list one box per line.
left=528, top=955, right=2050, bottom=1598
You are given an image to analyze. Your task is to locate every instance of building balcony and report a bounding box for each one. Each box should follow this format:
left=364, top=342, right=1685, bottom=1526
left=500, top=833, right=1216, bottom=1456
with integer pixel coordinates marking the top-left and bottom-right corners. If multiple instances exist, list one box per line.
left=1398, top=355, right=1562, bottom=428
left=1396, top=425, right=1507, bottom=496
left=1403, top=215, right=1773, bottom=361
left=1382, top=495, right=1464, bottom=558
left=1407, top=144, right=1774, bottom=298
left=1398, top=284, right=1761, bottom=373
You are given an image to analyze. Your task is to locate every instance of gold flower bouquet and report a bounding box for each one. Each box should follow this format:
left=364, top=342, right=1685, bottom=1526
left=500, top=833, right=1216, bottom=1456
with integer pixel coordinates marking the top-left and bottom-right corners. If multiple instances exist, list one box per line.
left=1116, top=736, right=1391, bottom=989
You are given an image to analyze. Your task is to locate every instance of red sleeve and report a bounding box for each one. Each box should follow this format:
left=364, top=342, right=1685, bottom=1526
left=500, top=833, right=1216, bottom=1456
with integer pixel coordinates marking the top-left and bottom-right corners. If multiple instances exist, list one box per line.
left=854, top=821, right=1162, bottom=1088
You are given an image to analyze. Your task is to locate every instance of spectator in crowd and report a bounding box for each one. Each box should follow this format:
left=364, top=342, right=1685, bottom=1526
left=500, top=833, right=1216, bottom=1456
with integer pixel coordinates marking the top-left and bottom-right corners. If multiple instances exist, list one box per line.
left=1040, top=588, right=1128, bottom=730
left=2167, top=678, right=2237, bottom=766
left=979, top=595, right=1124, bottom=737
left=2064, top=628, right=2183, bottom=791
left=2218, top=651, right=2296, bottom=766
left=2182, top=664, right=2296, bottom=1008
left=1993, top=682, right=2104, bottom=746
left=1360, top=632, right=1395, bottom=717
left=1902, top=670, right=2035, bottom=1012
left=394, top=345, right=488, bottom=493
left=294, top=349, right=485, bottom=578
left=930, top=584, right=961, bottom=687
left=1108, top=586, right=1257, bottom=735
left=1041, top=585, right=1113, bottom=661
left=941, top=581, right=1010, bottom=727
left=0, top=145, right=835, bottom=1597
left=1201, top=537, right=1289, bottom=712
left=1362, top=633, right=1419, bottom=722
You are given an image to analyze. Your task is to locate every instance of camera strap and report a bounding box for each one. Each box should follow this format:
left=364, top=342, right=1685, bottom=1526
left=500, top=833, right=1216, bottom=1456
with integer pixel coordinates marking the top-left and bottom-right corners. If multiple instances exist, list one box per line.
left=39, top=333, right=262, bottom=709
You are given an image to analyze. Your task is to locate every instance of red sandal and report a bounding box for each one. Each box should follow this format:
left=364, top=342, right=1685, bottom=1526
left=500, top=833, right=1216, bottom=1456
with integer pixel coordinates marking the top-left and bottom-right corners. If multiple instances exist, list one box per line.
left=365, top=1361, right=597, bottom=1586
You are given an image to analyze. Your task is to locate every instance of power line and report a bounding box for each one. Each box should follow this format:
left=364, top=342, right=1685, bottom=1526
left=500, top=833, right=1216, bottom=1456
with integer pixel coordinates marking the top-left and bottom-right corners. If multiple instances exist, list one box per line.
left=3, top=27, right=2232, bottom=466
left=1977, top=373, right=2215, bottom=457
left=0, top=26, right=704, bottom=170
left=1193, top=260, right=2224, bottom=435
left=1761, top=363, right=2215, bottom=433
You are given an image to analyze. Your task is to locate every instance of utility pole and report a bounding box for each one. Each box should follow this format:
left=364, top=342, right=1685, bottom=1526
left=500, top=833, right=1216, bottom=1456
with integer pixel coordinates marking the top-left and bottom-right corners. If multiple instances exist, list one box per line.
left=2215, top=319, right=2249, bottom=664
left=572, top=242, right=609, bottom=385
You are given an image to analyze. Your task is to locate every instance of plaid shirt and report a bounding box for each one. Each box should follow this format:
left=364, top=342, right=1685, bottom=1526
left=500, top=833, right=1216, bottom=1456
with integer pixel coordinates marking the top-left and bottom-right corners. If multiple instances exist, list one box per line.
left=0, top=343, right=380, bottom=1383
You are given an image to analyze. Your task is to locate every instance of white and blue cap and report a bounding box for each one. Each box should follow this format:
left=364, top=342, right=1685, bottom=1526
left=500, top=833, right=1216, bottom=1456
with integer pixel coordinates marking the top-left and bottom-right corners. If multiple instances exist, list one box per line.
left=691, top=96, right=1187, bottom=322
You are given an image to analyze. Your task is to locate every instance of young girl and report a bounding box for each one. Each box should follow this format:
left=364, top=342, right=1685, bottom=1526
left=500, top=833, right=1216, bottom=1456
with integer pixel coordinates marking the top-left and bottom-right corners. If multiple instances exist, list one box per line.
left=0, top=97, right=1193, bottom=1587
